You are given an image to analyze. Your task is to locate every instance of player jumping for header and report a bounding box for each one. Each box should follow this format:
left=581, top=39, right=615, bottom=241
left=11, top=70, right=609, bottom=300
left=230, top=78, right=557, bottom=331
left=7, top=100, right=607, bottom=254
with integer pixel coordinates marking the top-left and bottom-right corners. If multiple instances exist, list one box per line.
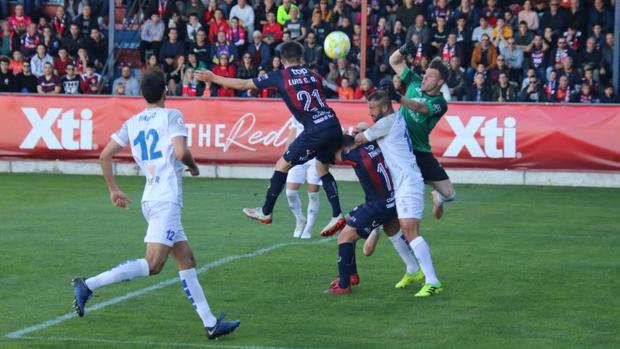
left=72, top=68, right=240, bottom=340
left=196, top=41, right=346, bottom=236
left=385, top=44, right=456, bottom=219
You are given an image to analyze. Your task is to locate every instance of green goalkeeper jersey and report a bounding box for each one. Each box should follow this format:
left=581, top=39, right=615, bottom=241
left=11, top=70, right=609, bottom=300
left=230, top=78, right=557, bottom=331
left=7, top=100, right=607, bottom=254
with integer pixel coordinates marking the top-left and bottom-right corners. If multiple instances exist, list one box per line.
left=400, top=67, right=448, bottom=153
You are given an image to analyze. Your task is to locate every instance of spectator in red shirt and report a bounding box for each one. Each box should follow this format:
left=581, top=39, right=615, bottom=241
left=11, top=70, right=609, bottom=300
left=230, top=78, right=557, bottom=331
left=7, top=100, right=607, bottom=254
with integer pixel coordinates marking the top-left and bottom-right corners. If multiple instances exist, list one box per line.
left=337, top=76, right=354, bottom=99
left=208, top=9, right=229, bottom=44
left=9, top=4, right=31, bottom=36
left=354, top=78, right=376, bottom=100
left=262, top=12, right=283, bottom=47
left=54, top=47, right=74, bottom=77
left=79, top=63, right=101, bottom=94
left=211, top=52, right=236, bottom=97
left=9, top=50, right=24, bottom=75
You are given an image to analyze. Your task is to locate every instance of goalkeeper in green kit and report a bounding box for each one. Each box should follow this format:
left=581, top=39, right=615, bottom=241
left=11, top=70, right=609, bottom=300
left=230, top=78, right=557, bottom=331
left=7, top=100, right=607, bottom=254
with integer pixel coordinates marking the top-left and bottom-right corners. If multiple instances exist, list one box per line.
left=381, top=40, right=456, bottom=219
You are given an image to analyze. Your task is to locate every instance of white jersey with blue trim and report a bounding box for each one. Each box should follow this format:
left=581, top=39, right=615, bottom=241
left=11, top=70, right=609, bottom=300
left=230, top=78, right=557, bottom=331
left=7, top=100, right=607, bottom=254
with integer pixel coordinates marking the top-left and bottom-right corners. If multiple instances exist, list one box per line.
left=111, top=107, right=187, bottom=206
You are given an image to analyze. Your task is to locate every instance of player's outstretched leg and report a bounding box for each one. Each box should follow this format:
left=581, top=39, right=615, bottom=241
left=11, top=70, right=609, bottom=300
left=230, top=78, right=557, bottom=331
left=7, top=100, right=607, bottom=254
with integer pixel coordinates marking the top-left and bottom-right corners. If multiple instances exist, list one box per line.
left=73, top=258, right=150, bottom=317
left=243, top=158, right=294, bottom=224
left=400, top=219, right=443, bottom=297
left=388, top=231, right=424, bottom=289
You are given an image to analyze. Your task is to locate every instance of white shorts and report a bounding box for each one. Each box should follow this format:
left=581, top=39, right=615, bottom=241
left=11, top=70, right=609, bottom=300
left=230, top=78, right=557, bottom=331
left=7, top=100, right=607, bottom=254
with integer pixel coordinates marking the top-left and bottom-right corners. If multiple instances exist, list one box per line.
left=287, top=159, right=322, bottom=185
left=141, top=201, right=188, bottom=247
left=392, top=169, right=425, bottom=220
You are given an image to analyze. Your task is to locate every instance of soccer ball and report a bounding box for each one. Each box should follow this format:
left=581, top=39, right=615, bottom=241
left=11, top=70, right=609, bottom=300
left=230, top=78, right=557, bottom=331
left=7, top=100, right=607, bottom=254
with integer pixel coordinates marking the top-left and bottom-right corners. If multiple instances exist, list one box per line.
left=323, top=31, right=351, bottom=60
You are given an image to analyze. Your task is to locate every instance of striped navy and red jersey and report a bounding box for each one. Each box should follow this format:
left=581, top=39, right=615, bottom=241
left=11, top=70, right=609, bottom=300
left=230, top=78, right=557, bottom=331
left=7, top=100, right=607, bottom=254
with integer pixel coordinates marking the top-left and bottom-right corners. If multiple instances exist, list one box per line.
left=252, top=65, right=340, bottom=133
left=341, top=142, right=395, bottom=203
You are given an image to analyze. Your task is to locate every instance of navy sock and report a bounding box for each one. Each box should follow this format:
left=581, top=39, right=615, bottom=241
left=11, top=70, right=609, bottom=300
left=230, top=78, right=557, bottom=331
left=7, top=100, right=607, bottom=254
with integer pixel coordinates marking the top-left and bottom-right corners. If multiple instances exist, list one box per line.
left=351, top=241, right=358, bottom=275
left=320, top=173, right=342, bottom=217
left=262, top=170, right=287, bottom=215
left=337, top=242, right=355, bottom=288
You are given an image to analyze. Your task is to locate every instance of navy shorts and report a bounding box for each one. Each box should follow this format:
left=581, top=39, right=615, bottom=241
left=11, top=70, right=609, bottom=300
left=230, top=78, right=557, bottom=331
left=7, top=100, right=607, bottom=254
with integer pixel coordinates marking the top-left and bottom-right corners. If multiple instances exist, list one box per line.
left=347, top=199, right=397, bottom=239
left=284, top=126, right=343, bottom=166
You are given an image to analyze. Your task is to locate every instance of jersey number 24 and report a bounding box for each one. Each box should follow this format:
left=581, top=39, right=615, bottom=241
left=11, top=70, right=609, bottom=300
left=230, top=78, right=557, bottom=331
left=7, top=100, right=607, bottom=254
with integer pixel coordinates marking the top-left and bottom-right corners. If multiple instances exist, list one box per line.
left=134, top=129, right=163, bottom=161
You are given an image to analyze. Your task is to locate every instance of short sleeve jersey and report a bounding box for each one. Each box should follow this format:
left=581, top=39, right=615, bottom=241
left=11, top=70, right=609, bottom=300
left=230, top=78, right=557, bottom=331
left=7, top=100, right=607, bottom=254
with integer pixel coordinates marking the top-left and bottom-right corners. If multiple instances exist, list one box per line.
left=112, top=107, right=187, bottom=206
left=400, top=67, right=448, bottom=153
left=363, top=111, right=421, bottom=185
left=341, top=142, right=395, bottom=204
left=253, top=65, right=340, bottom=134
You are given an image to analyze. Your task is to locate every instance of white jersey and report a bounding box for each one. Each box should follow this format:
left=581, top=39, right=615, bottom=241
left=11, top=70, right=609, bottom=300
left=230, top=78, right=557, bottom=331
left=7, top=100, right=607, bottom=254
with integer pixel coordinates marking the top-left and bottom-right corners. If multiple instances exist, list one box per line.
left=112, top=107, right=187, bottom=206
left=290, top=117, right=304, bottom=137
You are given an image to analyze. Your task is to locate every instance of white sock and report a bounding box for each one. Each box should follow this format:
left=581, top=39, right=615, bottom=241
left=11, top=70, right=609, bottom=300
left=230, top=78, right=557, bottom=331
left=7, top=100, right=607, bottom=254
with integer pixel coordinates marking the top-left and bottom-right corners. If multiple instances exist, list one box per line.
left=388, top=231, right=420, bottom=274
left=409, top=237, right=440, bottom=285
left=85, top=258, right=149, bottom=291
left=304, top=192, right=320, bottom=234
left=437, top=191, right=456, bottom=204
left=179, top=268, right=217, bottom=328
left=285, top=189, right=305, bottom=222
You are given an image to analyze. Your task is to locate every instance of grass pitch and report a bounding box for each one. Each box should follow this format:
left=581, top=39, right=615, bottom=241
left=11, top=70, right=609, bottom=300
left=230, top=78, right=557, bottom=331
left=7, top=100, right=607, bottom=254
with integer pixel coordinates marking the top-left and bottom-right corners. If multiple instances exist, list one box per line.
left=0, top=173, right=618, bottom=349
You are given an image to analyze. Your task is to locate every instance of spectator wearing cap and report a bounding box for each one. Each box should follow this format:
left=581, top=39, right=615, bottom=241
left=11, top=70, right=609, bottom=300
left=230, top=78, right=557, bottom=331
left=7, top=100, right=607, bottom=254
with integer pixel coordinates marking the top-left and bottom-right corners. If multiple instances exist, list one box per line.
left=229, top=0, right=255, bottom=35
left=9, top=4, right=31, bottom=36
left=277, top=0, right=300, bottom=26
left=60, top=63, right=80, bottom=94
left=112, top=65, right=140, bottom=96
left=37, top=62, right=61, bottom=94
left=15, top=61, right=37, bottom=93
left=210, top=30, right=238, bottom=65
left=140, top=12, right=165, bottom=63
left=541, top=0, right=569, bottom=37
left=0, top=57, right=17, bottom=92
left=472, top=16, right=493, bottom=44
left=405, top=14, right=430, bottom=45
left=30, top=44, right=54, bottom=78
left=517, top=0, right=539, bottom=31
left=467, top=72, right=491, bottom=101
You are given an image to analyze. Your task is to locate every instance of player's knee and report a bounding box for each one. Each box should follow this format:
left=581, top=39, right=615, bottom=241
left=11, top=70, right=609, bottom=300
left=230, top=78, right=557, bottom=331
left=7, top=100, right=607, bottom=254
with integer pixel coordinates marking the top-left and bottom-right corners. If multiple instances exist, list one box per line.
left=443, top=189, right=456, bottom=202
left=146, top=258, right=166, bottom=275
left=338, top=226, right=358, bottom=243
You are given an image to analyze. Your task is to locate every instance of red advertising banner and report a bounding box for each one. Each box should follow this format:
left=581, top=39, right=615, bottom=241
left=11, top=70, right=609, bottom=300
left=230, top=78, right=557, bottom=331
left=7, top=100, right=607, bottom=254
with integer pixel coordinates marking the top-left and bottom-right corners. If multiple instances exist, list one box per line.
left=1, top=94, right=619, bottom=171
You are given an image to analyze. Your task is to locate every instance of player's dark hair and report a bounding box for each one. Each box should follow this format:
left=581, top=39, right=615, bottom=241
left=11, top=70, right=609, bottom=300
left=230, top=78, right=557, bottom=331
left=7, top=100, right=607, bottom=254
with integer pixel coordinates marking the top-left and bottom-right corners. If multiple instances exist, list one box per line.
left=368, top=90, right=392, bottom=107
left=141, top=67, right=166, bottom=104
left=280, top=41, right=304, bottom=63
left=341, top=134, right=355, bottom=148
left=429, top=57, right=449, bottom=82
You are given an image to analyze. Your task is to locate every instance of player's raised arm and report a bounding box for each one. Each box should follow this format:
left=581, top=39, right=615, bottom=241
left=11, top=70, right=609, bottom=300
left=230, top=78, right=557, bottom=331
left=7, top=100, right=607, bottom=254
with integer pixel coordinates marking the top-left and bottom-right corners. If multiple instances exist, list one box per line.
left=99, top=139, right=131, bottom=208
left=389, top=40, right=416, bottom=77
left=195, top=69, right=257, bottom=91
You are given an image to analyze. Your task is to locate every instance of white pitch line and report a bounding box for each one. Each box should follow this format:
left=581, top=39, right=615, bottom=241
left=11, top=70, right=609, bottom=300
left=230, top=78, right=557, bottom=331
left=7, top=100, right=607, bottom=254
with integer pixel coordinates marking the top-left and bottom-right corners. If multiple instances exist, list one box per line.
left=17, top=335, right=325, bottom=349
left=4, top=238, right=333, bottom=339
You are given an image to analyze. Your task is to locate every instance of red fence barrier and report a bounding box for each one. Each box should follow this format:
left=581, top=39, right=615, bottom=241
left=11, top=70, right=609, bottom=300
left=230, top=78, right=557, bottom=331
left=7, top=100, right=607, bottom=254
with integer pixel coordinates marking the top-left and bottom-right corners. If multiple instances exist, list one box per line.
left=1, top=95, right=619, bottom=171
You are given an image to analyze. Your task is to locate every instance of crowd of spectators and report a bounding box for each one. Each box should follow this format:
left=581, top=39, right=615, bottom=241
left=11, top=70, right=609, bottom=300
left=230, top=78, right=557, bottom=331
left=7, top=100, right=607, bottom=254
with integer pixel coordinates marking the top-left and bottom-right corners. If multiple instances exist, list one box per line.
left=0, top=0, right=618, bottom=103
